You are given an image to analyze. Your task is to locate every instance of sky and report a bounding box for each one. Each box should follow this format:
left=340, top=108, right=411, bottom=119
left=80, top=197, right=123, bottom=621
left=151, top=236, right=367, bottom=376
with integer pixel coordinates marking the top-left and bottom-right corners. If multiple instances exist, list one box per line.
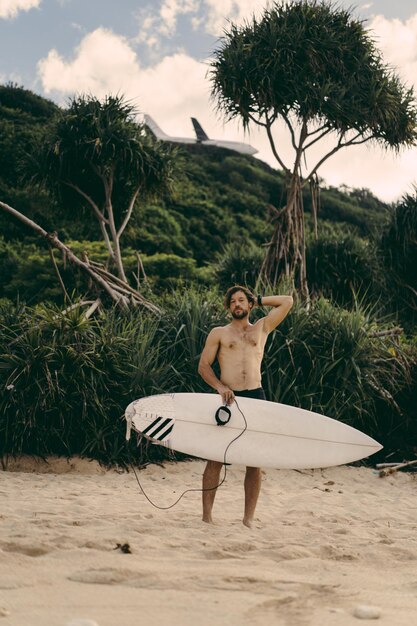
left=1, top=0, right=417, bottom=201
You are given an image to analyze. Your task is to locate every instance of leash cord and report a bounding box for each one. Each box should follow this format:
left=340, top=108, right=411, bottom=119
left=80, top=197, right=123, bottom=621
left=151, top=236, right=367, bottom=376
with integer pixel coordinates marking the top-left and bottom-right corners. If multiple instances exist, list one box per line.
left=127, top=398, right=247, bottom=510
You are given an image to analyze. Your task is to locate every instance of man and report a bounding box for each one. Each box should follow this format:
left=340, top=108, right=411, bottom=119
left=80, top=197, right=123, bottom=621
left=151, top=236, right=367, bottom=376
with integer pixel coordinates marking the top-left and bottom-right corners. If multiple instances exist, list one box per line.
left=198, top=285, right=293, bottom=527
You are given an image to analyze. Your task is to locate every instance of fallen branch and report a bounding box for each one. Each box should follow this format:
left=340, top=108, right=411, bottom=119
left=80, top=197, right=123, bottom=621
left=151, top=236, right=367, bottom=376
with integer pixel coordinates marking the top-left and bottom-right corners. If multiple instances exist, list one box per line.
left=0, top=200, right=161, bottom=315
left=379, top=459, right=417, bottom=477
left=369, top=327, right=403, bottom=338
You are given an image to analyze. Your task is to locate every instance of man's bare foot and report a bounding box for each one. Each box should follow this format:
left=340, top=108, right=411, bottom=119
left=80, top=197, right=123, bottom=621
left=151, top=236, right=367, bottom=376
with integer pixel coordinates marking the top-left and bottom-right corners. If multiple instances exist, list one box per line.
left=202, top=516, right=214, bottom=524
left=242, top=517, right=253, bottom=528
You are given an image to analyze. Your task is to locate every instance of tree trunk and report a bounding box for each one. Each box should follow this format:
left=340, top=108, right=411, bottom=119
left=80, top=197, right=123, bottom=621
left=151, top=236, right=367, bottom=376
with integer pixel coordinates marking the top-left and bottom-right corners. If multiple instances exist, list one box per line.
left=260, top=172, right=309, bottom=301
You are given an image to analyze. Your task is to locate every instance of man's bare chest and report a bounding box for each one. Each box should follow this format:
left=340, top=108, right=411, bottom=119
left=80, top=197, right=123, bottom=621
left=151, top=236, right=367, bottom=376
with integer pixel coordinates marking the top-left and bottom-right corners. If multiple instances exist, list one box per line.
left=219, top=327, right=265, bottom=353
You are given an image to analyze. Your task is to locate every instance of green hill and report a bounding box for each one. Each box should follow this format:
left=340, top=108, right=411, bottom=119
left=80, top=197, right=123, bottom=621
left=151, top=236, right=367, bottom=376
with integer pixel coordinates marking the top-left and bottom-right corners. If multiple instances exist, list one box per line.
left=0, top=83, right=392, bottom=302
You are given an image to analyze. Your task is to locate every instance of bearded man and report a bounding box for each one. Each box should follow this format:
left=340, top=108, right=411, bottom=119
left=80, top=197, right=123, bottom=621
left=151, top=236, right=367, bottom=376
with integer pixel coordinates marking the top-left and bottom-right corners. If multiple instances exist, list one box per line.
left=198, top=285, right=293, bottom=527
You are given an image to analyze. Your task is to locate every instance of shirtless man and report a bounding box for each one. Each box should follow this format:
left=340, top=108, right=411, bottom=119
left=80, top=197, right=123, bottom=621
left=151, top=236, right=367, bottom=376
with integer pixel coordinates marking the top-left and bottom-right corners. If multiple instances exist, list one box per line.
left=198, top=285, right=293, bottom=527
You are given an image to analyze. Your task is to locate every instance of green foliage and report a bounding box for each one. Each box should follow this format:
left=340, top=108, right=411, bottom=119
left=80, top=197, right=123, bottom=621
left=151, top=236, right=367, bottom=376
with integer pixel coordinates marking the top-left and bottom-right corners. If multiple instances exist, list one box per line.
left=214, top=240, right=265, bottom=292
left=306, top=226, right=382, bottom=307
left=0, top=303, right=175, bottom=464
left=379, top=191, right=417, bottom=329
left=36, top=94, right=179, bottom=238
left=0, top=292, right=414, bottom=464
left=262, top=297, right=412, bottom=446
left=211, top=1, right=417, bottom=147
left=141, top=253, right=199, bottom=290
left=127, top=204, right=190, bottom=256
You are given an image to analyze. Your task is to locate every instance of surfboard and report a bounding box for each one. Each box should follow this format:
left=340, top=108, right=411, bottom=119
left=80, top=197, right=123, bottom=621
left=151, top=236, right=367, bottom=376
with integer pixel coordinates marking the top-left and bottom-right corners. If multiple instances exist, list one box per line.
left=125, top=393, right=382, bottom=469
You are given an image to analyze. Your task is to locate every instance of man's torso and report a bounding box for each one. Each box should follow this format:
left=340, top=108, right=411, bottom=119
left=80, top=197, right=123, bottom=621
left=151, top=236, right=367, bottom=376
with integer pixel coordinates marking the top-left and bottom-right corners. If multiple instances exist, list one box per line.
left=217, top=320, right=267, bottom=391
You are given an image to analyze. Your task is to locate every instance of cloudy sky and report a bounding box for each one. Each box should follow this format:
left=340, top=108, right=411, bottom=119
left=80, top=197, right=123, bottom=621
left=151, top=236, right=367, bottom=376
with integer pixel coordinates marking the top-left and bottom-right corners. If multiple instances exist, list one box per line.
left=1, top=0, right=417, bottom=201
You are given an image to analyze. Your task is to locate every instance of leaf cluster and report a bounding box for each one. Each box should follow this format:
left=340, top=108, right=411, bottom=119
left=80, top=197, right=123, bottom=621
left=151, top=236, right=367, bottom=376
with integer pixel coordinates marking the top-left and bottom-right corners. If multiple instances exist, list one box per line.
left=211, top=0, right=417, bottom=148
left=37, top=94, right=179, bottom=218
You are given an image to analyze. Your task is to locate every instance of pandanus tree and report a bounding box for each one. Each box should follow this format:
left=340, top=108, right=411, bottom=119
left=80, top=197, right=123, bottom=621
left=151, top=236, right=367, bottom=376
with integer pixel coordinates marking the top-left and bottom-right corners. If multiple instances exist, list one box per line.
left=38, top=94, right=177, bottom=284
left=210, top=0, right=417, bottom=298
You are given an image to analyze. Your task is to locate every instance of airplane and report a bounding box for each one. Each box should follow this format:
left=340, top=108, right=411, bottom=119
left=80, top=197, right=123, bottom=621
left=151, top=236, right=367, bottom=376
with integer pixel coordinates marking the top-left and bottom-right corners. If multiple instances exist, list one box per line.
left=144, top=114, right=258, bottom=156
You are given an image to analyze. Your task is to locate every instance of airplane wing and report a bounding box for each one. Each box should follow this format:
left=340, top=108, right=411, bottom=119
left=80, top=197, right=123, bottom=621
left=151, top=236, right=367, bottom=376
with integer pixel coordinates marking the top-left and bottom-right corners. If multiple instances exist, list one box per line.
left=191, top=118, right=209, bottom=142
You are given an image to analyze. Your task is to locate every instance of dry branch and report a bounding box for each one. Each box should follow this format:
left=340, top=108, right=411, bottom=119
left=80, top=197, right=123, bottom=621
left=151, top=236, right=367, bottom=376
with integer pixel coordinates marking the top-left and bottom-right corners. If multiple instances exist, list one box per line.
left=378, top=459, right=417, bottom=477
left=0, top=200, right=161, bottom=315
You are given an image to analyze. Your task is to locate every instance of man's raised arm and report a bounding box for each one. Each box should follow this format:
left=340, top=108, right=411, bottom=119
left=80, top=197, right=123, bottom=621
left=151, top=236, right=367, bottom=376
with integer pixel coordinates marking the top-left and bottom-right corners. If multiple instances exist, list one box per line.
left=259, top=295, right=294, bottom=333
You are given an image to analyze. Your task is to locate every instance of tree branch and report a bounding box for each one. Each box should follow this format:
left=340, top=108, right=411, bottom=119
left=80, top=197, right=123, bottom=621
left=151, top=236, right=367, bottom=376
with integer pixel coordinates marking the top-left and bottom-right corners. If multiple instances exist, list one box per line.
left=305, top=123, right=329, bottom=138
left=48, top=245, right=70, bottom=301
left=307, top=133, right=372, bottom=181
left=303, top=127, right=333, bottom=151
left=247, top=112, right=267, bottom=127
left=117, top=187, right=140, bottom=239
left=0, top=200, right=161, bottom=314
left=265, top=119, right=291, bottom=174
left=63, top=180, right=115, bottom=261
left=281, top=111, right=297, bottom=151
left=63, top=182, right=109, bottom=225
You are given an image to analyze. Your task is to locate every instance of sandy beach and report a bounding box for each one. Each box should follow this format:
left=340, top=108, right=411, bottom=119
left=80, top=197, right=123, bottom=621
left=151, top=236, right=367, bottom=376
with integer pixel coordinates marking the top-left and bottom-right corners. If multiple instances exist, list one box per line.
left=1, top=457, right=416, bottom=626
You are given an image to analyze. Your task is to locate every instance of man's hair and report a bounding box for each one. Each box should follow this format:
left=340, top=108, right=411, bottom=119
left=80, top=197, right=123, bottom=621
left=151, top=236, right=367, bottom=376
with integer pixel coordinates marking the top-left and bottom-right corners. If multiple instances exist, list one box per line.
left=224, top=285, right=255, bottom=309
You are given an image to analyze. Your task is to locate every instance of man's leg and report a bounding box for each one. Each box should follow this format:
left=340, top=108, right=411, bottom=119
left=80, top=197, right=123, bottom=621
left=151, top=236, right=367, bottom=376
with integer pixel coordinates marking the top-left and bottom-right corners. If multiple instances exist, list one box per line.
left=243, top=466, right=262, bottom=528
left=202, top=460, right=223, bottom=523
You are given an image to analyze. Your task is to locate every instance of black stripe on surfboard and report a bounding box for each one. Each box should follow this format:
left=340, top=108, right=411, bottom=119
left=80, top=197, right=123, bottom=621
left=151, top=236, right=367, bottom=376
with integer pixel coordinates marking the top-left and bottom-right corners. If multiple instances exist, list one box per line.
left=145, top=417, right=173, bottom=439
left=142, top=416, right=163, bottom=435
left=156, top=424, right=174, bottom=441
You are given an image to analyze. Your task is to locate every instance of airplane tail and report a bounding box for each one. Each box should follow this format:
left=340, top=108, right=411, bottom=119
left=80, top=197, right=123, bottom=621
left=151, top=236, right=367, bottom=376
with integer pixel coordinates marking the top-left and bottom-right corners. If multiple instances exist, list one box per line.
left=144, top=114, right=169, bottom=139
left=191, top=118, right=209, bottom=142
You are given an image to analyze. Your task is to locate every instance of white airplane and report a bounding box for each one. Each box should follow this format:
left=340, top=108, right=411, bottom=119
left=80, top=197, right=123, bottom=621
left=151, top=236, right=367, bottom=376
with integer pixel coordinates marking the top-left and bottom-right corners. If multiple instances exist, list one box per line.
left=144, top=114, right=258, bottom=156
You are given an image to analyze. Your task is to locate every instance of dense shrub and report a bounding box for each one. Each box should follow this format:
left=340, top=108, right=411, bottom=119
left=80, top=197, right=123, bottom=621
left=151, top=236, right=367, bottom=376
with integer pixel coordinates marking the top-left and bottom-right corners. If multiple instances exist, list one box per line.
left=379, top=192, right=417, bottom=331
left=306, top=226, right=382, bottom=307
left=0, top=291, right=414, bottom=464
left=214, top=240, right=265, bottom=291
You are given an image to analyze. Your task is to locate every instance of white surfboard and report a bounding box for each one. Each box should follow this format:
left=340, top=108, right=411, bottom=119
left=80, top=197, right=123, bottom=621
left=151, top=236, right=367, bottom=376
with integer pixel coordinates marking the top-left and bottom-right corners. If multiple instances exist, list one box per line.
left=125, top=393, right=382, bottom=469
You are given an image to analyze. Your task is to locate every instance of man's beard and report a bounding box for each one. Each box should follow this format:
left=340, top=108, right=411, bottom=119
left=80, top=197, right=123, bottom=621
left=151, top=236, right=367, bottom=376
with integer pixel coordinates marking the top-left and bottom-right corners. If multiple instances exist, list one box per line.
left=231, top=309, right=249, bottom=320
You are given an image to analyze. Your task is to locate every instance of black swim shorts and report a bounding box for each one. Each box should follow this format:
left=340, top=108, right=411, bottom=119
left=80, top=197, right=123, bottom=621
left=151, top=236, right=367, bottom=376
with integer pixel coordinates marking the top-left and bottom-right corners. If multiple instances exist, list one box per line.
left=233, top=387, right=266, bottom=401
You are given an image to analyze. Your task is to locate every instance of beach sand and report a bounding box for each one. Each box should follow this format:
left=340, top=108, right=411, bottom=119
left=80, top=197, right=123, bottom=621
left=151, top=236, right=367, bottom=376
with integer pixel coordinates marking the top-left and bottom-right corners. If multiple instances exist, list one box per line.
left=1, top=456, right=416, bottom=626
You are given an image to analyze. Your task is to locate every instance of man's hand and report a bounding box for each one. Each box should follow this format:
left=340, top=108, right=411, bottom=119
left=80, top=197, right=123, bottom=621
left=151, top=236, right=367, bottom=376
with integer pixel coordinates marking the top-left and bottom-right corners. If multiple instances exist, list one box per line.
left=217, top=384, right=235, bottom=406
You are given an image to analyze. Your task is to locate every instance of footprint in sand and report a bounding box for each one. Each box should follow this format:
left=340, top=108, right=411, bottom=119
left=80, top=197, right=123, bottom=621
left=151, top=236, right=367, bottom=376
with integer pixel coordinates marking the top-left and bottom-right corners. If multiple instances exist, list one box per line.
left=1, top=542, right=50, bottom=557
left=68, top=568, right=134, bottom=585
left=68, top=568, right=161, bottom=589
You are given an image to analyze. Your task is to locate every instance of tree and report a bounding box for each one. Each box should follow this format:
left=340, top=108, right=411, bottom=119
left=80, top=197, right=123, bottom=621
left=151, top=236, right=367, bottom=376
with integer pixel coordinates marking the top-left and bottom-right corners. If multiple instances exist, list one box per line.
left=38, top=94, right=177, bottom=283
left=210, top=0, right=417, bottom=298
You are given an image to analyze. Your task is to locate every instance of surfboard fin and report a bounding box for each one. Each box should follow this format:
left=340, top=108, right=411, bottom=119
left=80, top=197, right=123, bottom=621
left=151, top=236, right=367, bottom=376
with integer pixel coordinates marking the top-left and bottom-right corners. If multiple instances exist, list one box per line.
left=125, top=413, right=133, bottom=441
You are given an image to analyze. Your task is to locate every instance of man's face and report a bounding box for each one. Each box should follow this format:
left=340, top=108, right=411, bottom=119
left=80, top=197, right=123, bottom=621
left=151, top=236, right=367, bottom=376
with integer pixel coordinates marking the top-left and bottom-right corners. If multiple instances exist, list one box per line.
left=229, top=291, right=251, bottom=320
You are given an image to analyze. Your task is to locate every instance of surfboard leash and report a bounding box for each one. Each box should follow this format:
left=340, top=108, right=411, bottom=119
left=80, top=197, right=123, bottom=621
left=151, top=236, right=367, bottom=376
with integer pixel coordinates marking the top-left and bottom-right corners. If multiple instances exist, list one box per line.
left=126, top=398, right=248, bottom=510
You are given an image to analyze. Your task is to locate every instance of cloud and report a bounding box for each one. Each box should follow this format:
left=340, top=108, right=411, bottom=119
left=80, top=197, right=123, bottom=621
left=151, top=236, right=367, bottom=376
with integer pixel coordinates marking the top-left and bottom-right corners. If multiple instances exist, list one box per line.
left=202, top=0, right=271, bottom=36
left=38, top=29, right=140, bottom=98
left=37, top=27, right=214, bottom=129
left=159, top=0, right=199, bottom=36
left=0, top=0, right=41, bottom=19
left=134, top=0, right=199, bottom=50
left=36, top=12, right=417, bottom=203
left=368, top=13, right=417, bottom=89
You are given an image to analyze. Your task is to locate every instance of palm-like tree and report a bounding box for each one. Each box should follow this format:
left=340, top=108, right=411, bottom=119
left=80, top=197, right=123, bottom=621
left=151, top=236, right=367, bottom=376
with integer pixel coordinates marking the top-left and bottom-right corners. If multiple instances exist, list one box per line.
left=39, top=94, right=177, bottom=283
left=210, top=1, right=417, bottom=299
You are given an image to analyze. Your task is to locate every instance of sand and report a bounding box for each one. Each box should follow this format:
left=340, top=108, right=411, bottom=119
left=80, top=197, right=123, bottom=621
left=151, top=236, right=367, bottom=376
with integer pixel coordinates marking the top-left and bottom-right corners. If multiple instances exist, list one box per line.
left=1, top=456, right=416, bottom=626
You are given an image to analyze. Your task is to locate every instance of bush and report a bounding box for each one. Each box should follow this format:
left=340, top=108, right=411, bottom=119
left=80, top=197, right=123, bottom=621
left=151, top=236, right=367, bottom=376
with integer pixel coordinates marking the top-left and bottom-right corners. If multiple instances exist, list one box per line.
left=0, top=303, right=175, bottom=465
left=306, top=226, right=382, bottom=307
left=379, top=191, right=417, bottom=331
left=214, top=240, right=265, bottom=292
left=262, top=297, right=412, bottom=451
left=1, top=290, right=414, bottom=464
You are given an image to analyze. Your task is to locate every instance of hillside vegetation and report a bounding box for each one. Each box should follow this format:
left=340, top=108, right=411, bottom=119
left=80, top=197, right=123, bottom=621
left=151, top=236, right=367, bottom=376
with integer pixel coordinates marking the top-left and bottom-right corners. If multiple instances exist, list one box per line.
left=1, top=84, right=416, bottom=464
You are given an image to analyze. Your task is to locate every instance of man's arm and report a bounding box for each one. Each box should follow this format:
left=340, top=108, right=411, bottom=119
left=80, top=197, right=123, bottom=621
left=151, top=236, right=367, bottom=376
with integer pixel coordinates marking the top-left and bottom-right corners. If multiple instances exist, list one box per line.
left=198, top=328, right=234, bottom=405
left=259, top=295, right=294, bottom=333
